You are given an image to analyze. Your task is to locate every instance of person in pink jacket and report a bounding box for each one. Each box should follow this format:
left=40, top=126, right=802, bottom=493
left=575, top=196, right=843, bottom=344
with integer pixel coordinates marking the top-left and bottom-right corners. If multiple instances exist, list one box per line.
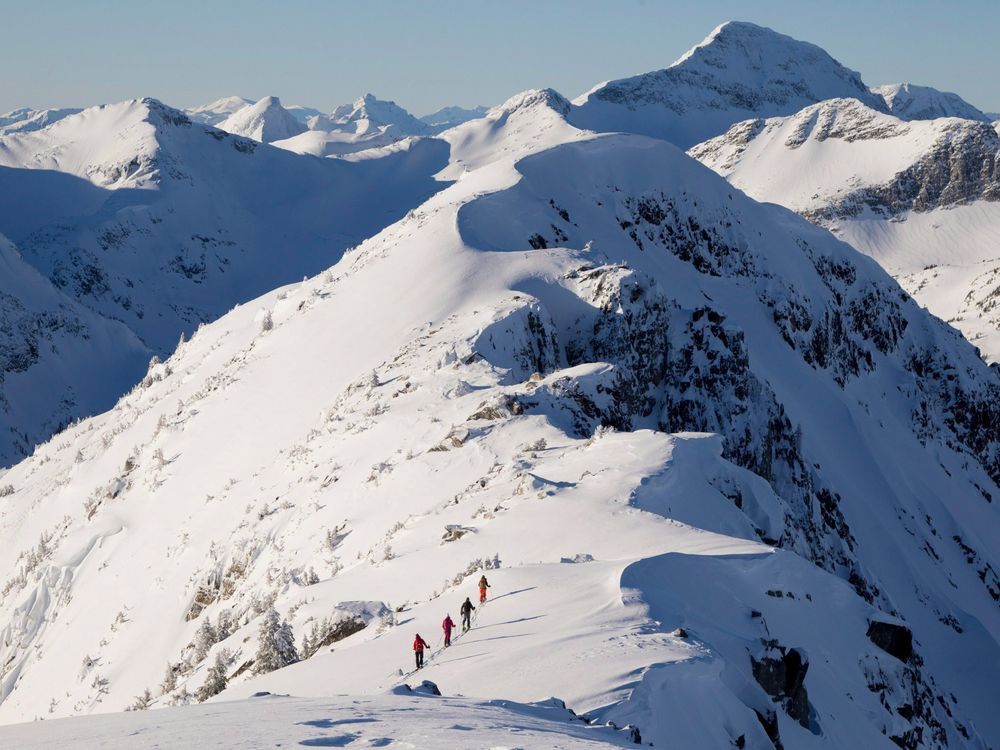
left=442, top=614, right=455, bottom=646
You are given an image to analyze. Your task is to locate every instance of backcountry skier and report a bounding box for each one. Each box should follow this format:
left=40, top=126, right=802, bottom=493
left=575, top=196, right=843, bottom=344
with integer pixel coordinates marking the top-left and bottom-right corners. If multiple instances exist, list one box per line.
left=460, top=597, right=475, bottom=631
left=413, top=633, right=430, bottom=669
left=442, top=614, right=455, bottom=646
left=478, top=574, right=491, bottom=603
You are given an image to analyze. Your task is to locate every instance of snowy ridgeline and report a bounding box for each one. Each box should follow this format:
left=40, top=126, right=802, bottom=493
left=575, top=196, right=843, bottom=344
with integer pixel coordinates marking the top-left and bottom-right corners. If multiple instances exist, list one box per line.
left=0, top=18, right=998, bottom=750
left=0, top=81, right=997, bottom=750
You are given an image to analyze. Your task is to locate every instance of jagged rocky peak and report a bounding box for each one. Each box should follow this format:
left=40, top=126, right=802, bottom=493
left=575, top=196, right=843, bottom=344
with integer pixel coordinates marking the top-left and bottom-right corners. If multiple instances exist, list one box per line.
left=570, top=20, right=885, bottom=148
left=217, top=95, right=307, bottom=143
left=326, top=93, right=428, bottom=136
left=873, top=82, right=991, bottom=122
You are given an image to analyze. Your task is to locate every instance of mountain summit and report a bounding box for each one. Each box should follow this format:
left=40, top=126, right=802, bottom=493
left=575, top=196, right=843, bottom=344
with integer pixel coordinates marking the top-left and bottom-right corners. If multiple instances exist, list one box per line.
left=872, top=82, right=991, bottom=122
left=217, top=96, right=308, bottom=143
left=571, top=20, right=885, bottom=148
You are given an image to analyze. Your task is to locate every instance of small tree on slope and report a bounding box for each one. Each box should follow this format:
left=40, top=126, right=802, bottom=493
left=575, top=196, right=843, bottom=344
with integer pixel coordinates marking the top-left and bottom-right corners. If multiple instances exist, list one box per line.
left=254, top=607, right=298, bottom=675
left=197, top=650, right=229, bottom=702
left=193, top=617, right=218, bottom=663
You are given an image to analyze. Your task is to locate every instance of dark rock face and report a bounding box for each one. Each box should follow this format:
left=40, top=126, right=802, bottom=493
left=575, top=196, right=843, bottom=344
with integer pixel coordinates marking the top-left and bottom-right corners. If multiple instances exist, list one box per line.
left=866, top=621, right=913, bottom=662
left=807, top=120, right=1000, bottom=220
left=751, top=643, right=811, bottom=728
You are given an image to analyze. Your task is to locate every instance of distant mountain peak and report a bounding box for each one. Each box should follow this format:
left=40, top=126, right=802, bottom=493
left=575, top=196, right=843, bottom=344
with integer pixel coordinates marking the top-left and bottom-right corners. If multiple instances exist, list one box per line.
left=571, top=20, right=884, bottom=148
left=327, top=94, right=427, bottom=136
left=872, top=82, right=991, bottom=122
left=217, top=95, right=307, bottom=143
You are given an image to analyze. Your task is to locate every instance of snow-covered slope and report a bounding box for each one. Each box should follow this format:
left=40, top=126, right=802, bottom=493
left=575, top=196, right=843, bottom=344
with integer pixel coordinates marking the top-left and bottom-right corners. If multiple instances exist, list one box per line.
left=0, top=107, right=82, bottom=136
left=185, top=96, right=253, bottom=126
left=873, top=83, right=990, bottom=122
left=571, top=21, right=886, bottom=149
left=0, top=88, right=997, bottom=750
left=0, top=692, right=642, bottom=749
left=216, top=96, right=307, bottom=143
left=0, top=234, right=150, bottom=465
left=691, top=97, right=1000, bottom=360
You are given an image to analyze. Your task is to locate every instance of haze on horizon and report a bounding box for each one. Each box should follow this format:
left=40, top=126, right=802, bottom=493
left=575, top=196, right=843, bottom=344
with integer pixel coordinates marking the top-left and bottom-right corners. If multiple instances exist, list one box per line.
left=1, top=0, right=998, bottom=117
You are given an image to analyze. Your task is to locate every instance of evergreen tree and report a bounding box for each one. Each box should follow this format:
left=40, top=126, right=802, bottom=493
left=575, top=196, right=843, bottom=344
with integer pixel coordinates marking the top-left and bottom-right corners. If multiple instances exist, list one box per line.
left=193, top=617, right=218, bottom=663
left=254, top=607, right=282, bottom=675
left=216, top=610, right=234, bottom=641
left=160, top=663, right=178, bottom=695
left=254, top=608, right=298, bottom=675
left=197, top=650, right=229, bottom=702
left=276, top=620, right=299, bottom=667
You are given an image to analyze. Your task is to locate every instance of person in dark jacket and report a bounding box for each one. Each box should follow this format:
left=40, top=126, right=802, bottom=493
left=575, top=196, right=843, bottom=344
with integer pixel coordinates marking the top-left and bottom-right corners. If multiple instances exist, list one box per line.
left=442, top=614, right=455, bottom=646
left=460, top=597, right=475, bottom=631
left=413, top=633, right=430, bottom=669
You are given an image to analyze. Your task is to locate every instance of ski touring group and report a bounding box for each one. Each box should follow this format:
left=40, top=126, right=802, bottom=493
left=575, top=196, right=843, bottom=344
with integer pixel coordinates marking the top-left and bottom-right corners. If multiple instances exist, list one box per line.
left=411, top=575, right=490, bottom=671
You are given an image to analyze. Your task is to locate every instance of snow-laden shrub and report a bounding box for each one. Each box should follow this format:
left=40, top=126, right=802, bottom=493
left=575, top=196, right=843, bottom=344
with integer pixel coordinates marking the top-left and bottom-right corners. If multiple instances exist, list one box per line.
left=126, top=688, right=153, bottom=711
left=0, top=484, right=13, bottom=498
left=260, top=309, right=274, bottom=333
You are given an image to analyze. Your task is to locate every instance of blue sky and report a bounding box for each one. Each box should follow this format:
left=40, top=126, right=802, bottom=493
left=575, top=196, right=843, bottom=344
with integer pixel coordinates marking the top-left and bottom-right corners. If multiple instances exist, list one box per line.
left=2, top=0, right=998, bottom=116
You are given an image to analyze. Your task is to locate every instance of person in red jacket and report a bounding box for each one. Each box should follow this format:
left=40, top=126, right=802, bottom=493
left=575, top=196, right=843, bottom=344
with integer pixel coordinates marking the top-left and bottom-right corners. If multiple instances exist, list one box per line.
left=442, top=614, right=455, bottom=647
left=413, top=633, right=430, bottom=669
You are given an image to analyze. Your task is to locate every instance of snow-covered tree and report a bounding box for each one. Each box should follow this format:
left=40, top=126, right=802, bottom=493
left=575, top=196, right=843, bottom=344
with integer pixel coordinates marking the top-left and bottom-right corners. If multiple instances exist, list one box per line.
left=216, top=609, right=234, bottom=641
left=193, top=617, right=218, bottom=663
left=276, top=620, right=299, bottom=667
left=126, top=688, right=153, bottom=711
left=197, top=649, right=229, bottom=702
left=254, top=607, right=298, bottom=674
left=160, top=663, right=178, bottom=695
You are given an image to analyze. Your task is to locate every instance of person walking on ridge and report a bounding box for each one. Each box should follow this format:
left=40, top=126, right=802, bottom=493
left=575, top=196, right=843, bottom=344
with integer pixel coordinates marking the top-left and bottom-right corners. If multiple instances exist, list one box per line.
left=460, top=597, right=475, bottom=632
left=413, top=633, right=430, bottom=669
left=442, top=614, right=455, bottom=646
left=478, top=574, right=491, bottom=604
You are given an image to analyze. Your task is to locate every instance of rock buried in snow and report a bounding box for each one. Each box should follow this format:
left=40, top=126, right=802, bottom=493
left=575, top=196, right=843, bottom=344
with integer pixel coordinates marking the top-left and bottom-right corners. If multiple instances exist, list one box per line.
left=866, top=620, right=913, bottom=662
left=393, top=680, right=442, bottom=697
left=442, top=525, right=476, bottom=542
left=670, top=627, right=688, bottom=638
left=560, top=553, right=595, bottom=564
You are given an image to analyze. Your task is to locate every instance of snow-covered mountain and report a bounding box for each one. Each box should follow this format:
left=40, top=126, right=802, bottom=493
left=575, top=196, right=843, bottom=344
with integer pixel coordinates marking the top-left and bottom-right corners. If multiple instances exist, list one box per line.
left=0, top=85, right=998, bottom=750
left=691, top=97, right=1000, bottom=360
left=0, top=97, right=450, bottom=463
left=185, top=96, right=253, bottom=126
left=0, top=234, right=150, bottom=465
left=275, top=94, right=431, bottom=158
left=419, top=104, right=489, bottom=131
left=216, top=96, right=307, bottom=143
left=570, top=21, right=886, bottom=149
left=873, top=83, right=991, bottom=122
left=0, top=107, right=82, bottom=136
left=326, top=93, right=429, bottom=137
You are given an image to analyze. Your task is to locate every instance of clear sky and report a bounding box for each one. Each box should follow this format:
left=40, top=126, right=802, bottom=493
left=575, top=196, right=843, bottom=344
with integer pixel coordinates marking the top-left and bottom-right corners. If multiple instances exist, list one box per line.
left=2, top=0, right=998, bottom=116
